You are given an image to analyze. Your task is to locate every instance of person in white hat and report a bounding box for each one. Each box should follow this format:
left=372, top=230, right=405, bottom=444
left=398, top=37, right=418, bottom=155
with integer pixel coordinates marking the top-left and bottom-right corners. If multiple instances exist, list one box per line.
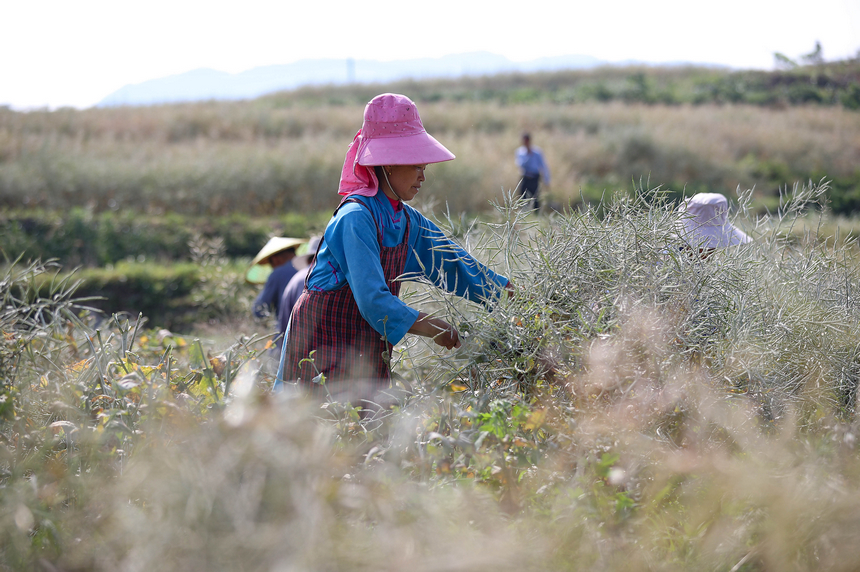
left=676, top=193, right=751, bottom=258
left=277, top=235, right=322, bottom=335
left=249, top=237, right=306, bottom=319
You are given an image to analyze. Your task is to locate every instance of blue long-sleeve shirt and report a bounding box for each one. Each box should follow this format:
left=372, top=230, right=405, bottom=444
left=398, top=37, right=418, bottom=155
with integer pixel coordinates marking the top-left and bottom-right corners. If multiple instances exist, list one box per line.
left=305, top=189, right=509, bottom=345
left=515, top=146, right=551, bottom=183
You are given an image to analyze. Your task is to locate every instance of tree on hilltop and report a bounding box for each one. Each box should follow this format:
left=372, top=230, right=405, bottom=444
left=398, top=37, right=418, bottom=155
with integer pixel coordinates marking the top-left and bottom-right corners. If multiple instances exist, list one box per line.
left=801, top=41, right=824, bottom=65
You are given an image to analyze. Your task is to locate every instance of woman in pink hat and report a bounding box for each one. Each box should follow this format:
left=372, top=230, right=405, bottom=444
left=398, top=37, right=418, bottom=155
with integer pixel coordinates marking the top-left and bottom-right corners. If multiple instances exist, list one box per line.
left=277, top=93, right=511, bottom=404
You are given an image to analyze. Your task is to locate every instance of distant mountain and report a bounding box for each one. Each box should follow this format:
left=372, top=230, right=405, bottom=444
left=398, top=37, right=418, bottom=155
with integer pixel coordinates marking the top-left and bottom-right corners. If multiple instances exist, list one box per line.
left=97, top=52, right=608, bottom=107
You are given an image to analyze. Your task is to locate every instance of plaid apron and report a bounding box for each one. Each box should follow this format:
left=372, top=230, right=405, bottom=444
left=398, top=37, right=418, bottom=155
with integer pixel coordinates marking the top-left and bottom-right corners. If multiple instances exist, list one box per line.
left=284, top=197, right=410, bottom=397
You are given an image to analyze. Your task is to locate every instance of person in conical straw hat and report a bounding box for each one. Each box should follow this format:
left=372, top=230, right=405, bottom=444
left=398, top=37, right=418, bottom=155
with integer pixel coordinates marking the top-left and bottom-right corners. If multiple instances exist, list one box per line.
left=676, top=193, right=751, bottom=259
left=248, top=236, right=307, bottom=319
left=277, top=93, right=513, bottom=408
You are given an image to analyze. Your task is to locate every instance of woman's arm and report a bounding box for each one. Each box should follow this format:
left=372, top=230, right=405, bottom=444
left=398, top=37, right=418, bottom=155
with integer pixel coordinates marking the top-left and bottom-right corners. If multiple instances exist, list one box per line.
left=406, top=279, right=513, bottom=351
left=407, top=312, right=461, bottom=349
left=405, top=210, right=510, bottom=304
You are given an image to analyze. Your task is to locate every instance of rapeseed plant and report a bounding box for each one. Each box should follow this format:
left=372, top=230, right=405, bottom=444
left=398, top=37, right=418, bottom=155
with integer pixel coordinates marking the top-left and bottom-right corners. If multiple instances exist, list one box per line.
left=6, top=180, right=860, bottom=570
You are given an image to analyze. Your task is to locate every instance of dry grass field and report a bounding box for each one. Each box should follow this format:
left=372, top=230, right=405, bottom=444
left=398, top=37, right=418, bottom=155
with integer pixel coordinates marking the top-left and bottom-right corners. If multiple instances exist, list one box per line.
left=4, top=66, right=860, bottom=570
left=2, top=65, right=859, bottom=217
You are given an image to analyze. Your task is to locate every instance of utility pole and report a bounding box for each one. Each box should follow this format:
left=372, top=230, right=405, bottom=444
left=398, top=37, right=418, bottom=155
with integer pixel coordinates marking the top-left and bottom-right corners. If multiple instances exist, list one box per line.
left=347, top=58, right=355, bottom=84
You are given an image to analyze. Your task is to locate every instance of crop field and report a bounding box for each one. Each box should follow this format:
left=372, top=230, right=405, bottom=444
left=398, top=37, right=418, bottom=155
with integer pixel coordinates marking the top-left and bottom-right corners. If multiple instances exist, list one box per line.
left=2, top=98, right=859, bottom=216
left=5, top=182, right=860, bottom=570
left=2, top=63, right=860, bottom=219
left=3, top=64, right=860, bottom=570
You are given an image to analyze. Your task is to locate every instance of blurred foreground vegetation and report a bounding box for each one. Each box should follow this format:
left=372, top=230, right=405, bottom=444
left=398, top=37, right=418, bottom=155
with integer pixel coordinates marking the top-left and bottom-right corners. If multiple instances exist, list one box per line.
left=6, top=184, right=860, bottom=570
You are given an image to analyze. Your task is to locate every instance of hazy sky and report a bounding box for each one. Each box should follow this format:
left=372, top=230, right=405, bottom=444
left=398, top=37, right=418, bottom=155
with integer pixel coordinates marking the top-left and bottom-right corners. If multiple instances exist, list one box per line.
left=3, top=0, right=859, bottom=110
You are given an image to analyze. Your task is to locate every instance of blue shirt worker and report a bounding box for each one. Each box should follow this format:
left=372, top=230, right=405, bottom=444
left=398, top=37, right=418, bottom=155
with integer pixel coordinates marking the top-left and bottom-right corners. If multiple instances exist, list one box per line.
left=278, top=93, right=513, bottom=409
left=515, top=132, right=551, bottom=211
left=247, top=237, right=306, bottom=319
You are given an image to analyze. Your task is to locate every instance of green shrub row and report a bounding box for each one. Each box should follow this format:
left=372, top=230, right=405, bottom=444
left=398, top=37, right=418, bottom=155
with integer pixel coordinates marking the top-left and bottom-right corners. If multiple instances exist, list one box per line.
left=1, top=208, right=331, bottom=268
left=30, top=262, right=202, bottom=330
left=26, top=257, right=259, bottom=331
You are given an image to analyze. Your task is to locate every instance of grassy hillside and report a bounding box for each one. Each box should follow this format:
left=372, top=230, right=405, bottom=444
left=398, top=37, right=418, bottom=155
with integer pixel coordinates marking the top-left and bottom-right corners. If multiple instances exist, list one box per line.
left=265, top=59, right=860, bottom=108
left=1, top=61, right=859, bottom=222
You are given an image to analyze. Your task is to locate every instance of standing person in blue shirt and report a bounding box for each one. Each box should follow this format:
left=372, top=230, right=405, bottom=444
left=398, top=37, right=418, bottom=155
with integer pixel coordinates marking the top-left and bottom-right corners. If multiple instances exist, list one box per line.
left=278, top=93, right=513, bottom=407
left=515, top=132, right=551, bottom=211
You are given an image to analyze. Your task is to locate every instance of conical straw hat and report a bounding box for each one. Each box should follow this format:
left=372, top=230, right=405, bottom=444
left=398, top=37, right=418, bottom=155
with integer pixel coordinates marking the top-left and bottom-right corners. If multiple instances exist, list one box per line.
left=245, top=237, right=307, bottom=284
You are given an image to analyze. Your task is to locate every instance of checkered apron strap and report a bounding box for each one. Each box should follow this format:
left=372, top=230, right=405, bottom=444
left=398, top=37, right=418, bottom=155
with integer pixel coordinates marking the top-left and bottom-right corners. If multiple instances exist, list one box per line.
left=302, top=197, right=381, bottom=289
left=284, top=198, right=411, bottom=396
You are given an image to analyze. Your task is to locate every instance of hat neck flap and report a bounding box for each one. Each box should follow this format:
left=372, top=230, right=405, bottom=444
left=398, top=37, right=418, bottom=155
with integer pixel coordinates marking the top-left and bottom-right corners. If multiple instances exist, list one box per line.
left=338, top=129, right=379, bottom=198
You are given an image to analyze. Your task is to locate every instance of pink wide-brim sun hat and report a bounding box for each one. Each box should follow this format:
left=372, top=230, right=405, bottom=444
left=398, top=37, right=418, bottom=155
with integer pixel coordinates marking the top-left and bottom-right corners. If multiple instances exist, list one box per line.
left=676, top=193, right=751, bottom=249
left=356, top=93, right=455, bottom=166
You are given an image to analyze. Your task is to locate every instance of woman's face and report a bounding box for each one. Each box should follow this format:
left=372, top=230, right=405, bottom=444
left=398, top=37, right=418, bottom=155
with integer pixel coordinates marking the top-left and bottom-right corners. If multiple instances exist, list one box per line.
left=382, top=164, right=427, bottom=202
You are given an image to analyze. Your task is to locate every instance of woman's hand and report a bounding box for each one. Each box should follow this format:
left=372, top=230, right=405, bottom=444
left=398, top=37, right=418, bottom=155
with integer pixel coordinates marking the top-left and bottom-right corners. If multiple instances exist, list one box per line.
left=408, top=312, right=461, bottom=349
left=432, top=322, right=461, bottom=349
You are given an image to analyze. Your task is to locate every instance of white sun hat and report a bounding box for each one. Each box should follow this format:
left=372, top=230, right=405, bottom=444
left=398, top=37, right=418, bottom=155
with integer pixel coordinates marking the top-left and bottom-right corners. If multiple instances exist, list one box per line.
left=676, top=193, right=751, bottom=249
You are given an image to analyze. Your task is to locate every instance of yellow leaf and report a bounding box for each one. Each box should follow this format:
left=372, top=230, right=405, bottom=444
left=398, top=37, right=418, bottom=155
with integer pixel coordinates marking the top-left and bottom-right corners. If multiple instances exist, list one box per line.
left=66, top=358, right=92, bottom=373
left=524, top=409, right=547, bottom=430
left=209, top=354, right=227, bottom=377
